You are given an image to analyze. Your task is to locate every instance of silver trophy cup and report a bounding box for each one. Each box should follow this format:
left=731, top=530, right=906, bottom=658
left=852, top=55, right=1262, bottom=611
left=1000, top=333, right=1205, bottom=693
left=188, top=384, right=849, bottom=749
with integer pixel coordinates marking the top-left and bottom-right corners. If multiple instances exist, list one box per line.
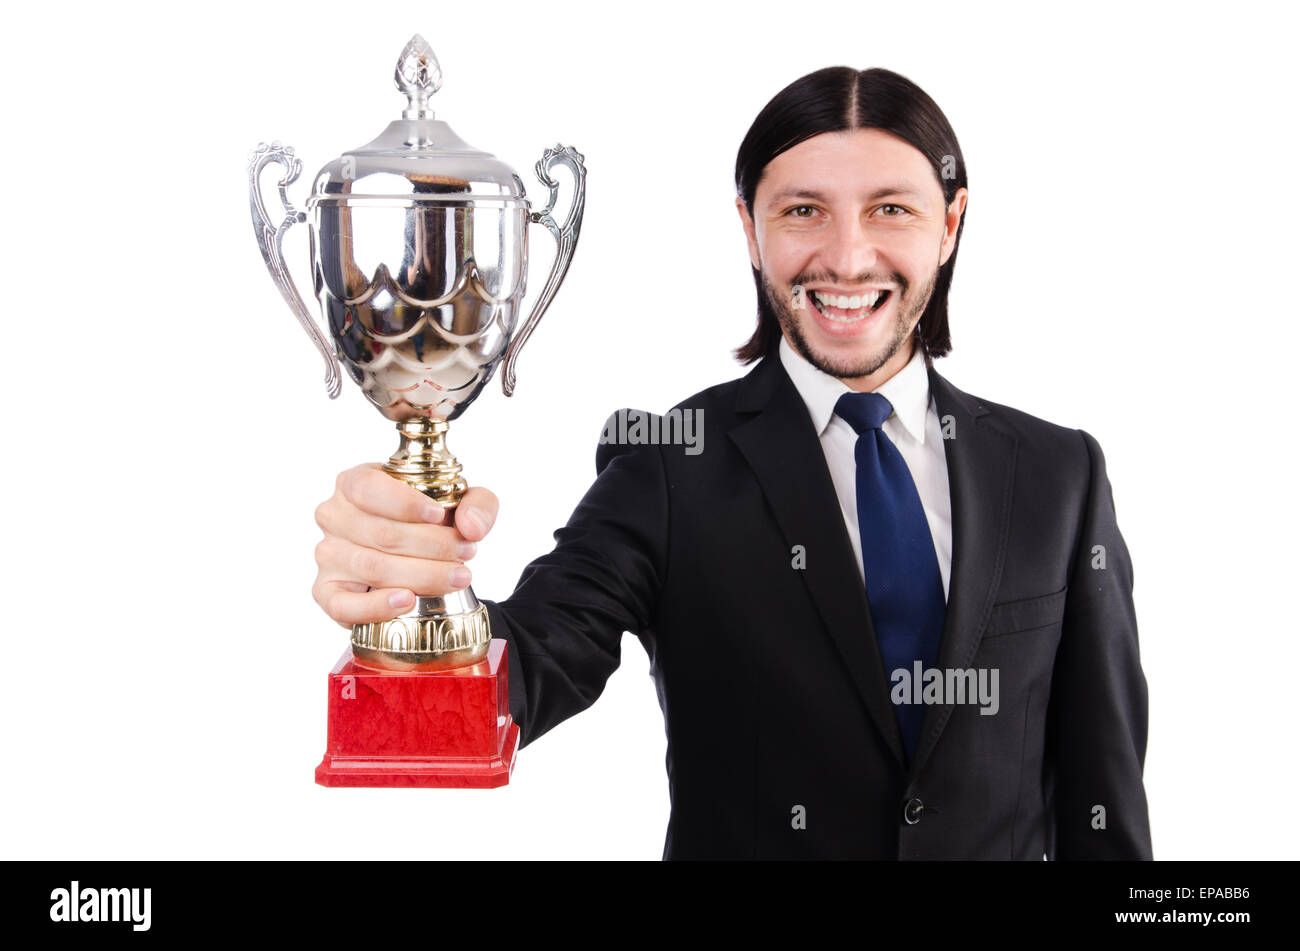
left=249, top=35, right=586, bottom=670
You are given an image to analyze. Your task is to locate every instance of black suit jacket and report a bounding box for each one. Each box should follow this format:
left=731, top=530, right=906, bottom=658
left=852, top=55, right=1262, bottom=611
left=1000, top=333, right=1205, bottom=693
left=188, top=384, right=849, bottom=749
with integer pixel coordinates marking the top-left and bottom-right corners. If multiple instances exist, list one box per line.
left=483, top=354, right=1152, bottom=860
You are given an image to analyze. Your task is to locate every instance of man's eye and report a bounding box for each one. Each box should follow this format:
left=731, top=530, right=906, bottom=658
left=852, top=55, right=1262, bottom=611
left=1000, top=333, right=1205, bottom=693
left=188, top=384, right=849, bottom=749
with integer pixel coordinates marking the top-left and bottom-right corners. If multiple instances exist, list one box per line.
left=879, top=204, right=908, bottom=217
left=787, top=205, right=817, bottom=218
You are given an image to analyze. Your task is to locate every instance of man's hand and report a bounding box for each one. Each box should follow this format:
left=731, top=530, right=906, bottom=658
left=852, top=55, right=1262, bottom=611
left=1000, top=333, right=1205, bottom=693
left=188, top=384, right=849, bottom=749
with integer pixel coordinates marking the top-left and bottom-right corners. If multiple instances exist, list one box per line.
left=312, top=463, right=499, bottom=629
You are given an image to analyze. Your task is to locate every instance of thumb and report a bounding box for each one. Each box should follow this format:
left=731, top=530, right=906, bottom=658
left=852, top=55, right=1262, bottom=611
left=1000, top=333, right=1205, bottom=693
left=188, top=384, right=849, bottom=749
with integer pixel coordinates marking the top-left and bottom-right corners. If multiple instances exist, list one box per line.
left=455, top=486, right=499, bottom=542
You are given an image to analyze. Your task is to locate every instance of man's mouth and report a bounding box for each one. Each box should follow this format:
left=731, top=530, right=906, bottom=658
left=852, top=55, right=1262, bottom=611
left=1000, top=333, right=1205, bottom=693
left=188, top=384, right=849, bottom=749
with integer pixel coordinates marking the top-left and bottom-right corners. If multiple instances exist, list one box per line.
left=810, top=289, right=892, bottom=323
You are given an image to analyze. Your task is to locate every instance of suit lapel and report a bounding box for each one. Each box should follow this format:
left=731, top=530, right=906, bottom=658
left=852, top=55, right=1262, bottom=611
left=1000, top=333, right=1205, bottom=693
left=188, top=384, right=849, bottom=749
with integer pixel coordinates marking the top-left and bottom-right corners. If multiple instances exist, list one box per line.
left=908, top=365, right=1017, bottom=781
left=729, top=356, right=906, bottom=765
left=728, top=354, right=1018, bottom=778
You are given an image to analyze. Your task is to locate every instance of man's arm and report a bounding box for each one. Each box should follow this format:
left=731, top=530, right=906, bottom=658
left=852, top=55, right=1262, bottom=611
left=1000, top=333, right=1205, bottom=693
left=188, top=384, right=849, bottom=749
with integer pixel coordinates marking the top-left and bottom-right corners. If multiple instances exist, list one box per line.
left=1046, top=429, right=1153, bottom=859
left=484, top=425, right=669, bottom=748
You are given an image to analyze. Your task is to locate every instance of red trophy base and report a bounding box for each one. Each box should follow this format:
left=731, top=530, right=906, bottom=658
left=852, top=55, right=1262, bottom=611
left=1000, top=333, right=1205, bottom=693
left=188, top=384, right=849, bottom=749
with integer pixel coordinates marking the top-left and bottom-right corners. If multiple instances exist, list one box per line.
left=315, top=639, right=519, bottom=788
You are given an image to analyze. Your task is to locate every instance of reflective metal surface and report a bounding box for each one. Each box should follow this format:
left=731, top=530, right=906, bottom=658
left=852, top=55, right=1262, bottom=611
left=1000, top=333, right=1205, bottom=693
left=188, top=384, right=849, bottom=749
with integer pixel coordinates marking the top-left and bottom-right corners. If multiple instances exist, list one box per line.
left=249, top=142, right=342, bottom=399
left=249, top=34, right=586, bottom=669
left=352, top=589, right=491, bottom=671
left=311, top=200, right=528, bottom=421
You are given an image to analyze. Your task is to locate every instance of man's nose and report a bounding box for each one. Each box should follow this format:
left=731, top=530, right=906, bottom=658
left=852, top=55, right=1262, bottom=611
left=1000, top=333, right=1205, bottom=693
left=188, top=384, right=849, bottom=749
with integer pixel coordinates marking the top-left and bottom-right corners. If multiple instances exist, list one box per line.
left=821, top=215, right=879, bottom=278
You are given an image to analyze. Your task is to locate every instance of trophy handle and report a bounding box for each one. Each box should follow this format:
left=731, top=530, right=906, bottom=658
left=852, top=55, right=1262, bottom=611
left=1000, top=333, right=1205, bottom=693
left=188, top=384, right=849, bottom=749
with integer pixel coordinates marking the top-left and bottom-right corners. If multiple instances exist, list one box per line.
left=248, top=141, right=342, bottom=399
left=501, top=144, right=587, bottom=397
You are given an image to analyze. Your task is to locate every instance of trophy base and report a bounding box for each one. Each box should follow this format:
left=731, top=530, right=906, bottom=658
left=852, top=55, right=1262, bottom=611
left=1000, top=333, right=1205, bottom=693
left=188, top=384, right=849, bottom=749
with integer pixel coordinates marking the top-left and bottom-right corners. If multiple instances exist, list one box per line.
left=315, top=639, right=518, bottom=788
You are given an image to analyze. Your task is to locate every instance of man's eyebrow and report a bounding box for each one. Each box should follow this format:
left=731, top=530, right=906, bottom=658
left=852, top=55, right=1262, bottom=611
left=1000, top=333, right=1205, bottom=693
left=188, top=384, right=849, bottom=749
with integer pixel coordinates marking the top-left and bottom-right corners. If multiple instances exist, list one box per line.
left=767, top=188, right=831, bottom=204
left=766, top=185, right=927, bottom=205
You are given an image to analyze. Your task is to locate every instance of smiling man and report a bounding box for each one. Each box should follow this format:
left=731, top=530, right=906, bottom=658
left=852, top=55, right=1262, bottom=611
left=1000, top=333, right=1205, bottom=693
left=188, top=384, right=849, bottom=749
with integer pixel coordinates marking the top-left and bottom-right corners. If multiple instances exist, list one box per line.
left=312, top=66, right=1153, bottom=860
left=739, top=127, right=962, bottom=390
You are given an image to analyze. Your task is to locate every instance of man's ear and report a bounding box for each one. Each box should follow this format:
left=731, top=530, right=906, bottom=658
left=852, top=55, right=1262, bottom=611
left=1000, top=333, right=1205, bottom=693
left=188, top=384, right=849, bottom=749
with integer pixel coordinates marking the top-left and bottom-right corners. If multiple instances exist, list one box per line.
left=736, top=196, right=762, bottom=271
left=939, top=187, right=968, bottom=267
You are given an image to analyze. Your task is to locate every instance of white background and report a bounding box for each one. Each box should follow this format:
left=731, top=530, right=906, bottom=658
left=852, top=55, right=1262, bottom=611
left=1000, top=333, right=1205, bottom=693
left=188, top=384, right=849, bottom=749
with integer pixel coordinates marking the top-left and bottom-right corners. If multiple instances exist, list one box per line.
left=1, top=0, right=1296, bottom=860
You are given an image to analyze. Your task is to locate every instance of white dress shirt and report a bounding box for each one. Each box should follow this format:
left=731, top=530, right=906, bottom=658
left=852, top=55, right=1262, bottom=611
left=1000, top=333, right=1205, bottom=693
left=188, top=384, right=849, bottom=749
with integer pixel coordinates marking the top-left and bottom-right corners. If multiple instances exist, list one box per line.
left=778, top=335, right=953, bottom=602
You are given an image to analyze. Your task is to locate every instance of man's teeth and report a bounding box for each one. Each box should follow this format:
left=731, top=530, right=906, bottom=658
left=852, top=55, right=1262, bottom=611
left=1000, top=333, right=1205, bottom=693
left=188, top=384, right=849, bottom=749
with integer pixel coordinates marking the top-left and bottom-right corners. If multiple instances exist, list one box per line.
left=810, top=289, right=886, bottom=321
left=813, top=290, right=882, bottom=310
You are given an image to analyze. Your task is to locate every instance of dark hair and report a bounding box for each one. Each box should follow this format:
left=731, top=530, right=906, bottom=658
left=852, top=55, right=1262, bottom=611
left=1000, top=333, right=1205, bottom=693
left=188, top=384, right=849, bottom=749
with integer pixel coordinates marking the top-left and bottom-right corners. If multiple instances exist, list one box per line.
left=734, top=67, right=967, bottom=365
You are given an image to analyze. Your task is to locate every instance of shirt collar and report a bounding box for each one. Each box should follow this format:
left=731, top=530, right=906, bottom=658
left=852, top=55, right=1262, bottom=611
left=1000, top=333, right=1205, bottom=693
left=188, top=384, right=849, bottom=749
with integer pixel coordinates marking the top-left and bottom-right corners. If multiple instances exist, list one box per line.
left=778, top=334, right=931, bottom=444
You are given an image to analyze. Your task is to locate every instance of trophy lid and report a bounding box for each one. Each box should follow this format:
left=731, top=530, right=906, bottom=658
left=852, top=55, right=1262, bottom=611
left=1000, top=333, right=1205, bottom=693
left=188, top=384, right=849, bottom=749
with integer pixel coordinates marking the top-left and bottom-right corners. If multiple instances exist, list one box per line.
left=308, top=35, right=527, bottom=207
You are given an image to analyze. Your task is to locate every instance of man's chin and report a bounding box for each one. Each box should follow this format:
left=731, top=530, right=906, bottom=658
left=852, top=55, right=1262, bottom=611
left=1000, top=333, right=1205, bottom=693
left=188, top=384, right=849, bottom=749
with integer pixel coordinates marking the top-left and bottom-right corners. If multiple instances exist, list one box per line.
left=805, top=348, right=897, bottom=381
left=793, top=323, right=908, bottom=380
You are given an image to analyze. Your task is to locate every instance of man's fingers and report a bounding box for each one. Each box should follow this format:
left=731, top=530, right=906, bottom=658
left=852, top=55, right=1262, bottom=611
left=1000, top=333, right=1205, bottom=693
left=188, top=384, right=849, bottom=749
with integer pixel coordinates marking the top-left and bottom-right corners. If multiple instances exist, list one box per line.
left=313, top=580, right=418, bottom=628
left=317, top=503, right=476, bottom=561
left=316, top=537, right=472, bottom=596
left=339, top=464, right=448, bottom=524
left=455, top=486, right=499, bottom=542
left=314, top=467, right=492, bottom=633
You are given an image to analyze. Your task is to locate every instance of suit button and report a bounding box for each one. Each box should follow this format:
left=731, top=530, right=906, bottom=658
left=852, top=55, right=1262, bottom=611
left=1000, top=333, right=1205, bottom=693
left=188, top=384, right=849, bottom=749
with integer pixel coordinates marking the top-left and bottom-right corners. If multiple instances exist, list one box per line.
left=903, top=798, right=925, bottom=825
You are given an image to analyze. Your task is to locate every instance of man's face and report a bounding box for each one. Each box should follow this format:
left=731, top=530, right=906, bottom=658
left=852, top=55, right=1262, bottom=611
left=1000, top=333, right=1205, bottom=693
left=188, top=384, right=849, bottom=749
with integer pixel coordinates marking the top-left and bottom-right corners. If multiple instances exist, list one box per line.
left=737, top=128, right=967, bottom=388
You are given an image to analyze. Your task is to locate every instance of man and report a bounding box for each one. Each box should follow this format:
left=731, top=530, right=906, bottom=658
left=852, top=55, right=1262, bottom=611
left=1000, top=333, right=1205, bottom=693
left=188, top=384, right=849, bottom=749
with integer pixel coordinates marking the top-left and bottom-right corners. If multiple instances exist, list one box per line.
left=311, top=66, right=1152, bottom=860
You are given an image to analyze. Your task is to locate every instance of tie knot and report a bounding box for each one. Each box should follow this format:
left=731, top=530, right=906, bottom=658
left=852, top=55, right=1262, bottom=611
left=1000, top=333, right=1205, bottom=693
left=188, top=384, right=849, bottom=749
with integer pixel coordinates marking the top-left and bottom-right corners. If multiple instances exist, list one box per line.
left=835, top=391, right=893, bottom=434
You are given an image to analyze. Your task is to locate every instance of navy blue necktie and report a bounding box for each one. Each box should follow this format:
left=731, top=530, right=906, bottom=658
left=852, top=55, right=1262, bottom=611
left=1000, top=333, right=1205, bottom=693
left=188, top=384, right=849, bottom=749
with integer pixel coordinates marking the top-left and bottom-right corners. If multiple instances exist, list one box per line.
left=835, top=391, right=946, bottom=763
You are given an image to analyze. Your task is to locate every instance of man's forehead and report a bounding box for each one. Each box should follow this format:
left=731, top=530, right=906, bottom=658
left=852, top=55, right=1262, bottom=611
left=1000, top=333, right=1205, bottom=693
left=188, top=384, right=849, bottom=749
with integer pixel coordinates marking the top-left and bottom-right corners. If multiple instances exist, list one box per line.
left=756, top=128, right=940, bottom=205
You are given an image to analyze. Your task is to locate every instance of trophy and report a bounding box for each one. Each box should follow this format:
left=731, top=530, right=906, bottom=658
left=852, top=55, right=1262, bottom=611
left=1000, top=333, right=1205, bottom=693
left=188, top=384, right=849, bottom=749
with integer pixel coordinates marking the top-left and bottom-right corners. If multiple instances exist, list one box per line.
left=248, top=35, right=586, bottom=786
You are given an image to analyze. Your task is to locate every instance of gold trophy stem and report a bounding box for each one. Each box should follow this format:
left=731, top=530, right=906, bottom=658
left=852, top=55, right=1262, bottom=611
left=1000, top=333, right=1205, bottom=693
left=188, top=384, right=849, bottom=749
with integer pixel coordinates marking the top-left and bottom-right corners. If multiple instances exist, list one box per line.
left=350, top=416, right=490, bottom=671
left=383, top=417, right=468, bottom=509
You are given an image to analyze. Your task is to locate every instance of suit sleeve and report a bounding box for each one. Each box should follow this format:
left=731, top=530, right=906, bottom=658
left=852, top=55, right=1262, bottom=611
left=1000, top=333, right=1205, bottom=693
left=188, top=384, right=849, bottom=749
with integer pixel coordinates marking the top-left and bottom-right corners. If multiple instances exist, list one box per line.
left=481, top=424, right=669, bottom=749
left=1046, top=429, right=1153, bottom=859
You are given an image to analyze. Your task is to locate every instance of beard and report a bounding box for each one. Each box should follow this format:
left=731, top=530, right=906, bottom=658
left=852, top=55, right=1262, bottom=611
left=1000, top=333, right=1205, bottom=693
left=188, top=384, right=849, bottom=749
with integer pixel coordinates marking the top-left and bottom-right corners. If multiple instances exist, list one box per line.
left=761, top=265, right=937, bottom=381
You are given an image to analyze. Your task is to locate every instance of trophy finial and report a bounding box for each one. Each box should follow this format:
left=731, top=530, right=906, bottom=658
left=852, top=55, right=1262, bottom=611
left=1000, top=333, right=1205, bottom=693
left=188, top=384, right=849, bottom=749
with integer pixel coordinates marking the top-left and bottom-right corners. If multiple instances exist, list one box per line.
left=395, top=34, right=442, bottom=120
